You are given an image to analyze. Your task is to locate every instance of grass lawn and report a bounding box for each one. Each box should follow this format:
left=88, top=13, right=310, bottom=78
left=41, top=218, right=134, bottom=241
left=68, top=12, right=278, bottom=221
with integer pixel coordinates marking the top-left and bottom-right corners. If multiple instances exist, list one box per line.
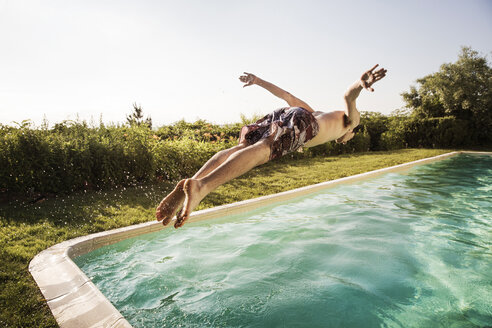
left=0, top=149, right=452, bottom=327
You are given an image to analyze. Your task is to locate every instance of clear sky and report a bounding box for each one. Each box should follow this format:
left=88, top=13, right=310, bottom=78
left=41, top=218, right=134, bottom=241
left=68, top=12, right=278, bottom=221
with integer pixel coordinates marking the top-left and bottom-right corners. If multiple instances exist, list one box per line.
left=1, top=0, right=491, bottom=127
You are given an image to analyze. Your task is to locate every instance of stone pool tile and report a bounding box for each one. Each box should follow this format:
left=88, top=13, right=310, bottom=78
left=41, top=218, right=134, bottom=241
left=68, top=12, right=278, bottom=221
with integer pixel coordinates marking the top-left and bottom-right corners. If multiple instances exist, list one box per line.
left=29, top=245, right=68, bottom=272
left=67, top=239, right=97, bottom=258
left=91, top=222, right=154, bottom=249
left=30, top=256, right=90, bottom=301
left=149, top=221, right=165, bottom=232
left=46, top=282, right=132, bottom=328
left=187, top=205, right=230, bottom=223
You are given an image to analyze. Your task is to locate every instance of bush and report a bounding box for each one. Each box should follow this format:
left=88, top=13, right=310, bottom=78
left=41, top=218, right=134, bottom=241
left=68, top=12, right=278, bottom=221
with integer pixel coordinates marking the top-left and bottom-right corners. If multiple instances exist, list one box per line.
left=359, top=111, right=389, bottom=150
left=0, top=111, right=478, bottom=197
left=0, top=120, right=236, bottom=195
left=0, top=116, right=378, bottom=196
left=380, top=115, right=474, bottom=150
left=155, top=120, right=242, bottom=144
left=153, top=137, right=229, bottom=181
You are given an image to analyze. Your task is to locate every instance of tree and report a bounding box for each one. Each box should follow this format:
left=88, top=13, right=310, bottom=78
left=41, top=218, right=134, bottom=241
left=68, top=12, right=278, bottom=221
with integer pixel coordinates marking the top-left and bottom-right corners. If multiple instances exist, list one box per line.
left=359, top=111, right=390, bottom=150
left=401, top=47, right=492, bottom=144
left=126, top=103, right=152, bottom=128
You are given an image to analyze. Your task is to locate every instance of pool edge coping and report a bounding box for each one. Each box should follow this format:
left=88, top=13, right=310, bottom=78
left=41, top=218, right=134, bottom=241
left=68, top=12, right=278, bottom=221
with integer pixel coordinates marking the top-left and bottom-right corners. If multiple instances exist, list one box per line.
left=28, top=150, right=491, bottom=328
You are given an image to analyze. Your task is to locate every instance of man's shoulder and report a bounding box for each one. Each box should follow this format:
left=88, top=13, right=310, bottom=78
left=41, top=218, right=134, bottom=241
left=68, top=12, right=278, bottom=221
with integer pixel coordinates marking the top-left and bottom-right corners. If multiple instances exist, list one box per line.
left=312, top=110, right=345, bottom=119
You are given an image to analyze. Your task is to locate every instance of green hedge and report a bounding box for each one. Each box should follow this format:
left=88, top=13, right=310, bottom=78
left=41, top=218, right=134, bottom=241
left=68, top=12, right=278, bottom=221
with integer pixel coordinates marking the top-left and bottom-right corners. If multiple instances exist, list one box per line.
left=0, top=112, right=482, bottom=196
left=380, top=116, right=475, bottom=150
left=0, top=117, right=375, bottom=195
left=0, top=121, right=232, bottom=195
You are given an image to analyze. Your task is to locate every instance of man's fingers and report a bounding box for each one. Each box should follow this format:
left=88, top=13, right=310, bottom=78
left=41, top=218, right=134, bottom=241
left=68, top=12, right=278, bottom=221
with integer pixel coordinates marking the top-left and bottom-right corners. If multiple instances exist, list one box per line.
left=240, top=72, right=256, bottom=87
left=374, top=69, right=384, bottom=76
left=369, top=64, right=379, bottom=72
left=375, top=71, right=387, bottom=81
left=373, top=69, right=387, bottom=81
left=240, top=75, right=253, bottom=87
left=375, top=68, right=387, bottom=76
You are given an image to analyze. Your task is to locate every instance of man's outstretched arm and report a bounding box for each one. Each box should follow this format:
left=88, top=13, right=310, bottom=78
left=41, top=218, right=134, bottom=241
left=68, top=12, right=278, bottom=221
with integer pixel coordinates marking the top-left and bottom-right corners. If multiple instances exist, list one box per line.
left=343, top=80, right=364, bottom=129
left=344, top=64, right=387, bottom=129
left=239, top=73, right=315, bottom=112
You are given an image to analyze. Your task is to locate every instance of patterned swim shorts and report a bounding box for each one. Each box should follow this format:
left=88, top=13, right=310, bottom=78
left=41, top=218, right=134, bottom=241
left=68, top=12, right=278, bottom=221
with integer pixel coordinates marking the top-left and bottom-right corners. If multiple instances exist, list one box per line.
left=239, top=107, right=319, bottom=160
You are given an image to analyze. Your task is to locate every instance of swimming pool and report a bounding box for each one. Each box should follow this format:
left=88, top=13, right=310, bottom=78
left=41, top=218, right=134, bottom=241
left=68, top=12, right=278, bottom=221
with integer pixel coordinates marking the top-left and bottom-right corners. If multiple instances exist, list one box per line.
left=74, top=153, right=492, bottom=327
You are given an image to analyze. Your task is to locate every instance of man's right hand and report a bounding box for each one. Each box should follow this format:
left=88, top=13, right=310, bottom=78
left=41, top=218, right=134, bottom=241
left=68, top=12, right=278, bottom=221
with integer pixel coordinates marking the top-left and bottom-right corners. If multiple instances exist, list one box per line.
left=239, top=72, right=258, bottom=87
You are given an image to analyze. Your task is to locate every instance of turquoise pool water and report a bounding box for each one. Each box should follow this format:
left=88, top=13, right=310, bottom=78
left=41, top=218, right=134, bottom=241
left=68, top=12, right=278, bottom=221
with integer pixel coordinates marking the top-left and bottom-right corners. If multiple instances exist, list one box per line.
left=75, top=154, right=492, bottom=327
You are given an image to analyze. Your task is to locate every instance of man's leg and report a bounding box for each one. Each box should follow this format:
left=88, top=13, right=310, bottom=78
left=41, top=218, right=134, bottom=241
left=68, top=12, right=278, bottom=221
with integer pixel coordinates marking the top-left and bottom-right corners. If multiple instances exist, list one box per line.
left=175, top=139, right=271, bottom=228
left=156, top=143, right=247, bottom=225
left=192, top=143, right=247, bottom=179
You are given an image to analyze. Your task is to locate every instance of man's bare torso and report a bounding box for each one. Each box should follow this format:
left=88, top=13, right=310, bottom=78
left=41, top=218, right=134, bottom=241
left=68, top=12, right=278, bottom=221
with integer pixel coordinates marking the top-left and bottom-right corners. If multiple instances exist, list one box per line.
left=304, top=110, right=349, bottom=147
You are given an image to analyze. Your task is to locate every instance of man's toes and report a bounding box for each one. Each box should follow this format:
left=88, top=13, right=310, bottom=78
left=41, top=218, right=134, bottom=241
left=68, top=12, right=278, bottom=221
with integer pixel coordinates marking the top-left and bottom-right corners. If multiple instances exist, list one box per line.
left=174, top=210, right=187, bottom=228
left=162, top=216, right=172, bottom=226
left=174, top=216, right=183, bottom=228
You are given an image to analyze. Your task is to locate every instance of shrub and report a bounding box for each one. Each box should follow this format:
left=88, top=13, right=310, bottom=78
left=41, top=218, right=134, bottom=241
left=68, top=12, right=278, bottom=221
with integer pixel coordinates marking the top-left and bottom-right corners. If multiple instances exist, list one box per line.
left=153, top=137, right=229, bottom=181
left=155, top=120, right=242, bottom=144
left=0, top=120, right=235, bottom=195
left=380, top=116, right=474, bottom=150
left=0, top=111, right=478, bottom=196
left=359, top=111, right=389, bottom=150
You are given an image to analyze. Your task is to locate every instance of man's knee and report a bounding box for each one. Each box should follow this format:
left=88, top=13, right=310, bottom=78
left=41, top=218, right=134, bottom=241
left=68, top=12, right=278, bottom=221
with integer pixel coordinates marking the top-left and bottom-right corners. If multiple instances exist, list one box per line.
left=235, top=139, right=272, bottom=165
left=235, top=142, right=248, bottom=150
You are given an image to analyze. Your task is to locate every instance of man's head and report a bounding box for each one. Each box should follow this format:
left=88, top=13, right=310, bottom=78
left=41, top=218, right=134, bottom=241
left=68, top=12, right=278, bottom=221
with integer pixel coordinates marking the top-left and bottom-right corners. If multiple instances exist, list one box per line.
left=336, top=130, right=355, bottom=144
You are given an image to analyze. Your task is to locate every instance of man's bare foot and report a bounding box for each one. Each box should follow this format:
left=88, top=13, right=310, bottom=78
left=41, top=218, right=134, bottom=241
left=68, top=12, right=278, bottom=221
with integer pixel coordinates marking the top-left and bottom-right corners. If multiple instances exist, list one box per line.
left=174, top=178, right=206, bottom=228
left=156, top=179, right=186, bottom=226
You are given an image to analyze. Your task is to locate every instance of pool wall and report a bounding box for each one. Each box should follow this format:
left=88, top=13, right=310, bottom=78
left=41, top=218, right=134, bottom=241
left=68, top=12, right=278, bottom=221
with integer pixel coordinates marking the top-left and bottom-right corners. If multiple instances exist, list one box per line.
left=28, top=151, right=490, bottom=328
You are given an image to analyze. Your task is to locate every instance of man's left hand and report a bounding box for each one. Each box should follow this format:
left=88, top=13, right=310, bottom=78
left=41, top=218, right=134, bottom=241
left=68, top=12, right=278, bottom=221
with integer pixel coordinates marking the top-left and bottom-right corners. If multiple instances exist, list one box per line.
left=360, top=64, right=387, bottom=92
